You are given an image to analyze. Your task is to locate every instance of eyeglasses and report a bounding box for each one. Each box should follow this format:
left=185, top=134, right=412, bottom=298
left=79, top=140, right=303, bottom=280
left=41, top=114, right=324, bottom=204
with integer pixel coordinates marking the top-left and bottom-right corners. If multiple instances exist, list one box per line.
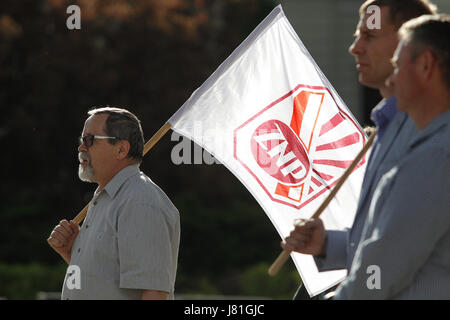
left=79, top=134, right=118, bottom=148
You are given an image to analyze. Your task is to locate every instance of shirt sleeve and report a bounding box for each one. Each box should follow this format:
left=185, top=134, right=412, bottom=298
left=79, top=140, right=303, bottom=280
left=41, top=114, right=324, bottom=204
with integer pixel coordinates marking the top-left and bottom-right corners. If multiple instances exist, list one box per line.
left=117, top=201, right=176, bottom=293
left=314, top=229, right=348, bottom=272
left=335, top=147, right=450, bottom=299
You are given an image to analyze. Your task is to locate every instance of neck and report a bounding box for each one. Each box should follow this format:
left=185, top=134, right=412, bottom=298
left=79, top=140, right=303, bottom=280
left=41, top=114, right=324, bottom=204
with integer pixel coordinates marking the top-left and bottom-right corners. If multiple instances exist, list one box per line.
left=96, top=159, right=137, bottom=191
left=410, top=93, right=450, bottom=130
left=379, top=85, right=393, bottom=99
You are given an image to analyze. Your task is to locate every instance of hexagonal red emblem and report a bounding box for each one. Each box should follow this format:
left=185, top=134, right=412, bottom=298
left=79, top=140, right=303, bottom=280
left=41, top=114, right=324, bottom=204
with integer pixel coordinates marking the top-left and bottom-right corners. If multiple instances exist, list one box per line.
left=234, top=84, right=367, bottom=209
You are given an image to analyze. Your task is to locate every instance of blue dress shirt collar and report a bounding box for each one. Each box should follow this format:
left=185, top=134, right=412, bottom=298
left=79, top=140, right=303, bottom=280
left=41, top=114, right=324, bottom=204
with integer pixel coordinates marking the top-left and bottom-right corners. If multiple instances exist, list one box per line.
left=370, top=96, right=398, bottom=139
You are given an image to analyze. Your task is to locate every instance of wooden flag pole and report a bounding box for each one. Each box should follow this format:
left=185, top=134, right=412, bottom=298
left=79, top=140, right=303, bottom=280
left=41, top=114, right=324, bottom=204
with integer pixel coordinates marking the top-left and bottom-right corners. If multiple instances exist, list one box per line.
left=72, top=122, right=173, bottom=225
left=268, top=128, right=378, bottom=276
left=143, top=122, right=172, bottom=156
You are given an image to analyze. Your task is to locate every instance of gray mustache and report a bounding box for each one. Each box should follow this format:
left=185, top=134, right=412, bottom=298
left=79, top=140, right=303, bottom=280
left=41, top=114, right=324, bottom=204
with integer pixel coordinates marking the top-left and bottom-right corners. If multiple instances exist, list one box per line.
left=78, top=152, right=90, bottom=163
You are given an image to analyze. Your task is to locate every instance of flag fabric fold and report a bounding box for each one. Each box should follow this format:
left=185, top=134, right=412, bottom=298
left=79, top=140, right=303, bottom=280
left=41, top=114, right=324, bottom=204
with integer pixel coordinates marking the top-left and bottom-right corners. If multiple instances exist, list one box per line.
left=168, top=5, right=367, bottom=297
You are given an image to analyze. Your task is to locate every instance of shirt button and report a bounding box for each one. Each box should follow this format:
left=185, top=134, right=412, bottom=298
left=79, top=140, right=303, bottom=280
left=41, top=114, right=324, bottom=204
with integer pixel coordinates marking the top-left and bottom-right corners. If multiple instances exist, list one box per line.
left=77, top=248, right=81, bottom=253
left=93, top=201, right=97, bottom=206
left=85, top=224, right=89, bottom=229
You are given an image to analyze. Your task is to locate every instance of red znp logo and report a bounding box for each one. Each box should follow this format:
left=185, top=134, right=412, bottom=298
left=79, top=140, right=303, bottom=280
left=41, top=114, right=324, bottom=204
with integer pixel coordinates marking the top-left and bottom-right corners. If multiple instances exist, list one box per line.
left=234, top=85, right=366, bottom=209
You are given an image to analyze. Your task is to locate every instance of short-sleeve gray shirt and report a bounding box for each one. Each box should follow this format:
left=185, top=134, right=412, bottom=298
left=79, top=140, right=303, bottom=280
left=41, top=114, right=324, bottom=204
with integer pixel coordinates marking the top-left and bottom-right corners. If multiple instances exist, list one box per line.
left=61, top=164, right=180, bottom=300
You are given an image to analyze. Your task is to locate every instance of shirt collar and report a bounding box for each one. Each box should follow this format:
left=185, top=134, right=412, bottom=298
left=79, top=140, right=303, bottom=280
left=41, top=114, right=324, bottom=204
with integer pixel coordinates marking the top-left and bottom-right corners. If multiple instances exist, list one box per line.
left=370, top=96, right=398, bottom=137
left=410, top=109, right=450, bottom=149
left=101, top=164, right=141, bottom=199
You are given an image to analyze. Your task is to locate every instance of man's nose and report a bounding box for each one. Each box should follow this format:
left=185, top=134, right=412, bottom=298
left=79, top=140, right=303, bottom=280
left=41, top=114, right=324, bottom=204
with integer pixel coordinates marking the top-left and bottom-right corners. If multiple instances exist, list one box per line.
left=349, top=37, right=364, bottom=57
left=78, top=141, right=87, bottom=153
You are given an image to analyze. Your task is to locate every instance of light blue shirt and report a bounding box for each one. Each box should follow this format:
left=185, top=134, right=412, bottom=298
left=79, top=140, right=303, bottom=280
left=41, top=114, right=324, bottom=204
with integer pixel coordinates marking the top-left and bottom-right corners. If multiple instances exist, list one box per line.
left=61, top=165, right=180, bottom=300
left=314, top=98, right=418, bottom=273
left=335, top=110, right=450, bottom=299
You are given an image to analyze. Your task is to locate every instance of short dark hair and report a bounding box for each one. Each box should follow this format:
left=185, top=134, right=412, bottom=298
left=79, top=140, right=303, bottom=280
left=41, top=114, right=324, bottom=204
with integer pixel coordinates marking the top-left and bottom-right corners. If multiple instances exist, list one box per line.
left=88, top=107, right=144, bottom=162
left=400, top=14, right=450, bottom=90
left=360, top=0, right=437, bottom=29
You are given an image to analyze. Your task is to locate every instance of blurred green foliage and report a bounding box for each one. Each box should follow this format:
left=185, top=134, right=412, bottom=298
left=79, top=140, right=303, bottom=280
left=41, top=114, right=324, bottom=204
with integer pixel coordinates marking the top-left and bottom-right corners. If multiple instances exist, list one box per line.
left=0, top=260, right=300, bottom=300
left=241, top=263, right=301, bottom=299
left=0, top=263, right=66, bottom=299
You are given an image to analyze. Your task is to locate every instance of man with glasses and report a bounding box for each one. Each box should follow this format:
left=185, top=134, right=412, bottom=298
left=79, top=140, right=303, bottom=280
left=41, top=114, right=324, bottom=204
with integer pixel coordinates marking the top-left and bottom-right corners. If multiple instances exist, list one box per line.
left=47, top=107, right=180, bottom=300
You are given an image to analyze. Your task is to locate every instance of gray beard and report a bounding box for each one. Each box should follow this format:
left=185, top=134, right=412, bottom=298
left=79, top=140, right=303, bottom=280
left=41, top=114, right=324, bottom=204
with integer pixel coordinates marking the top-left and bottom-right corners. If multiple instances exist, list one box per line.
left=78, top=152, right=95, bottom=182
left=78, top=164, right=95, bottom=182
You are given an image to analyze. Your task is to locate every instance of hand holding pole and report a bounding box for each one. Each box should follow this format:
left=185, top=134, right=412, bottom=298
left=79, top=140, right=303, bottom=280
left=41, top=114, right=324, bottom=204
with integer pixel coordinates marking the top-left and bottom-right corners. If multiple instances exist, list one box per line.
left=268, top=128, right=377, bottom=276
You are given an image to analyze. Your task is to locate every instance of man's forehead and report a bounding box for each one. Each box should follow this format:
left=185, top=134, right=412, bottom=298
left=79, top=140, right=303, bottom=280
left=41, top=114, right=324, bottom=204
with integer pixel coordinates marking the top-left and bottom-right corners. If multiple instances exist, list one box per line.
left=396, top=40, right=411, bottom=59
left=393, top=40, right=413, bottom=65
left=357, top=5, right=395, bottom=33
left=82, top=113, right=108, bottom=134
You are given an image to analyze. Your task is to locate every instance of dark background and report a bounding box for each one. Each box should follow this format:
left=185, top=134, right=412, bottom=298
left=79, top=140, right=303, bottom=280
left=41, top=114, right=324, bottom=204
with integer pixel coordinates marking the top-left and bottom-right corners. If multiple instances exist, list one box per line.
left=0, top=0, right=375, bottom=299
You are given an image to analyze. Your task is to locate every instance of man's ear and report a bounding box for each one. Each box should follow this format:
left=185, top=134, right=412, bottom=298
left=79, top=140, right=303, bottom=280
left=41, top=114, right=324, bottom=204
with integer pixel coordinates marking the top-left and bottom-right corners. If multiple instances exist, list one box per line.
left=116, top=140, right=131, bottom=160
left=417, top=49, right=437, bottom=82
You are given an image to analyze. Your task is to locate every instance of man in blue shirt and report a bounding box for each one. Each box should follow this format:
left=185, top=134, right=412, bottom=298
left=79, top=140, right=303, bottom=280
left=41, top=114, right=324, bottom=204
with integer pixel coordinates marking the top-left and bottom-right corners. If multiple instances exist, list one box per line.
left=335, top=14, right=450, bottom=299
left=285, top=0, right=437, bottom=299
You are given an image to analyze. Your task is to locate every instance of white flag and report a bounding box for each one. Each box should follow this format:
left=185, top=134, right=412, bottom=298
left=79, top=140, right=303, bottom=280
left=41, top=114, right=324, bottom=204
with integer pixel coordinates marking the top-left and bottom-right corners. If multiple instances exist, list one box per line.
left=168, top=5, right=367, bottom=297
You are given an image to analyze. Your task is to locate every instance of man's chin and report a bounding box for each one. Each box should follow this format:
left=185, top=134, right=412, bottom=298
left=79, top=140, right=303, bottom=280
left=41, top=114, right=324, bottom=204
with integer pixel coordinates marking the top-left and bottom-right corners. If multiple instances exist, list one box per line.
left=78, top=165, right=95, bottom=182
left=359, top=76, right=379, bottom=89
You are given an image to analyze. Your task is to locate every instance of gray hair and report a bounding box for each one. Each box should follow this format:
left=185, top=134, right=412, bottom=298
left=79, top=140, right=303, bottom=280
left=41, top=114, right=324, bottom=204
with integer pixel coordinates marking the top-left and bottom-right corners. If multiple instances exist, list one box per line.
left=399, top=14, right=450, bottom=90
left=87, top=107, right=144, bottom=163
